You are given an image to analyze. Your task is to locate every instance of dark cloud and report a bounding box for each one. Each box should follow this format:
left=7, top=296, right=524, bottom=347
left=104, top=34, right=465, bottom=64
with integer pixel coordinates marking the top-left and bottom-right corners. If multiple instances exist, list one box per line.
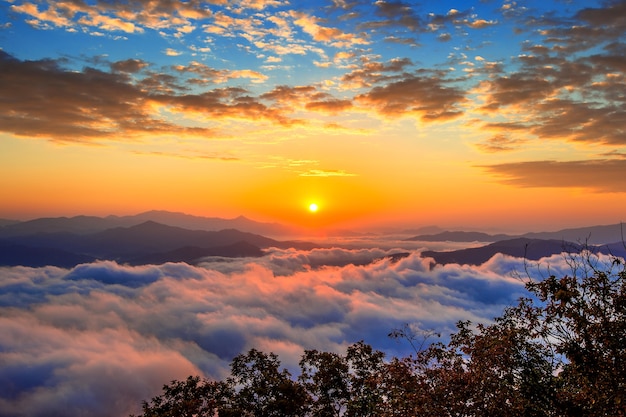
left=539, top=1, right=626, bottom=53
left=370, top=0, right=423, bottom=31
left=0, top=51, right=302, bottom=142
left=0, top=51, right=210, bottom=141
left=110, top=58, right=149, bottom=73
left=340, top=56, right=414, bottom=88
left=305, top=98, right=353, bottom=114
left=356, top=74, right=466, bottom=120
left=475, top=134, right=527, bottom=153
left=363, top=3, right=496, bottom=35
left=480, top=159, right=626, bottom=192
left=260, top=85, right=318, bottom=103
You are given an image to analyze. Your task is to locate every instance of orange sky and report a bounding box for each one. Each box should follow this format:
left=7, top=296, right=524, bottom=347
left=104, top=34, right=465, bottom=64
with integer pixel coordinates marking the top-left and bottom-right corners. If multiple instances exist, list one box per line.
left=2, top=0, right=626, bottom=232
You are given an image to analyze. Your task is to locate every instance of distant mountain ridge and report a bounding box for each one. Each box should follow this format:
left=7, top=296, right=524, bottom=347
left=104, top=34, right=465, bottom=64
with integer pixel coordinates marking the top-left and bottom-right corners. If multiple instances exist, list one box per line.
left=0, top=210, right=295, bottom=238
left=0, top=220, right=318, bottom=268
left=406, top=231, right=513, bottom=243
left=422, top=238, right=626, bottom=266
left=407, top=223, right=625, bottom=245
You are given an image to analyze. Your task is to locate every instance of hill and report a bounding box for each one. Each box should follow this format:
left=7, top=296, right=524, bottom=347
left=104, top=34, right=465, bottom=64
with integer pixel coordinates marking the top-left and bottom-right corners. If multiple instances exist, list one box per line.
left=422, top=238, right=626, bottom=266
left=0, top=221, right=318, bottom=268
left=0, top=210, right=295, bottom=238
left=407, top=223, right=625, bottom=245
left=405, top=231, right=513, bottom=242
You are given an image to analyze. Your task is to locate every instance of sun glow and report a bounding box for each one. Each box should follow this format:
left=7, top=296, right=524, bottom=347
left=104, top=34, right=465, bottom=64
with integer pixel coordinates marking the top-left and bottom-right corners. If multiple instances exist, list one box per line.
left=308, top=203, right=318, bottom=213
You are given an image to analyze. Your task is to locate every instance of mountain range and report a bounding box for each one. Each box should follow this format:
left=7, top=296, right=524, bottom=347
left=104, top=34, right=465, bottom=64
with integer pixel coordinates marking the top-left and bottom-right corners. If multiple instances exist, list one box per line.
left=412, top=224, right=626, bottom=266
left=422, top=238, right=626, bottom=266
left=2, top=212, right=625, bottom=268
left=406, top=223, right=626, bottom=245
left=0, top=210, right=294, bottom=238
left=0, top=215, right=318, bottom=268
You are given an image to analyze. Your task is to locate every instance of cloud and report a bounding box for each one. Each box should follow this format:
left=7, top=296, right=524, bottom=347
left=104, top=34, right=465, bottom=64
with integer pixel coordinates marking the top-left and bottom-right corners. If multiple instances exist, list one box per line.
left=475, top=134, right=527, bottom=153
left=110, top=58, right=149, bottom=73
left=526, top=1, right=626, bottom=53
left=369, top=0, right=422, bottom=31
left=0, top=51, right=299, bottom=142
left=6, top=0, right=626, bottom=162
left=291, top=10, right=369, bottom=48
left=340, top=56, right=414, bottom=89
left=480, top=159, right=626, bottom=192
left=0, top=51, right=175, bottom=141
left=173, top=61, right=268, bottom=84
left=355, top=74, right=466, bottom=120
left=305, top=98, right=353, bottom=114
left=2, top=243, right=581, bottom=416
left=298, top=169, right=357, bottom=177
left=9, top=0, right=211, bottom=37
left=471, top=10, right=626, bottom=149
left=164, top=48, right=183, bottom=56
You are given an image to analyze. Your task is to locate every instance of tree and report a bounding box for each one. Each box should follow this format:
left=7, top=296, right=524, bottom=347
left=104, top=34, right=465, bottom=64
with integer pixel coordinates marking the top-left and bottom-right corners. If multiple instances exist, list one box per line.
left=299, top=350, right=350, bottom=417
left=228, top=348, right=309, bottom=417
left=131, top=376, right=232, bottom=417
left=525, top=252, right=626, bottom=416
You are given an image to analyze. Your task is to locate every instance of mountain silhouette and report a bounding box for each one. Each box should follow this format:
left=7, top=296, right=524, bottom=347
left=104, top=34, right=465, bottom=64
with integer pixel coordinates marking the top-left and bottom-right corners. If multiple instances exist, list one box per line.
left=407, top=223, right=625, bottom=245
left=0, top=210, right=294, bottom=238
left=405, top=231, right=513, bottom=242
left=422, top=238, right=626, bottom=266
left=0, top=220, right=318, bottom=267
left=0, top=242, right=96, bottom=268
left=123, top=241, right=265, bottom=266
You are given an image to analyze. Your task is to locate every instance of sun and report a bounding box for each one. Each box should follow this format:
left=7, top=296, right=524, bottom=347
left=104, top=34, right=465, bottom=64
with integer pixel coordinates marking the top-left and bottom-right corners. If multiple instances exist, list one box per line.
left=308, top=203, right=319, bottom=213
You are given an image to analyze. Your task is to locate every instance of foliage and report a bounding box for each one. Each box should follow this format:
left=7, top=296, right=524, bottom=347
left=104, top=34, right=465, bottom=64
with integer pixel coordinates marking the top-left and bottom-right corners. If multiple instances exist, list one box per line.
left=133, top=251, right=626, bottom=417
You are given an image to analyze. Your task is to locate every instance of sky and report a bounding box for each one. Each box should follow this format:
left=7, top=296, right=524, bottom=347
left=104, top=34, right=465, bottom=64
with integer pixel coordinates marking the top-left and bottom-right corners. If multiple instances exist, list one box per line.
left=1, top=0, right=626, bottom=231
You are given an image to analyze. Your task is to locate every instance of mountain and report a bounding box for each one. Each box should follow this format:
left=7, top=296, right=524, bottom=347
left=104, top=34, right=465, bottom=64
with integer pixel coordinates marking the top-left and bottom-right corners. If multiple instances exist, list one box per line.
left=407, top=223, right=625, bottom=245
left=405, top=231, right=513, bottom=242
left=399, top=225, right=445, bottom=235
left=0, top=221, right=319, bottom=267
left=0, top=242, right=96, bottom=268
left=116, top=210, right=295, bottom=237
left=422, top=238, right=626, bottom=266
left=85, top=221, right=285, bottom=258
left=521, top=224, right=625, bottom=245
left=0, top=215, right=120, bottom=236
left=123, top=241, right=265, bottom=266
left=0, top=210, right=295, bottom=238
left=0, top=219, right=19, bottom=228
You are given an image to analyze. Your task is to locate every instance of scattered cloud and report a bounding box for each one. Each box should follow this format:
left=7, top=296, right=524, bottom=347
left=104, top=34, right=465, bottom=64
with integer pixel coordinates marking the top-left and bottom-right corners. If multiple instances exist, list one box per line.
left=355, top=74, right=466, bottom=120
left=475, top=134, right=527, bottom=153
left=305, top=98, right=353, bottom=114
left=290, top=10, right=369, bottom=47
left=110, top=58, right=149, bottom=73
left=299, top=169, right=357, bottom=177
left=164, top=48, right=183, bottom=56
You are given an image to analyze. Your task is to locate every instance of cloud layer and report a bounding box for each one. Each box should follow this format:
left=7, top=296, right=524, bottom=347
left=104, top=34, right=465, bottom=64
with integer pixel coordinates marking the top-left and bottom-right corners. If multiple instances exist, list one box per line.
left=0, top=245, right=590, bottom=417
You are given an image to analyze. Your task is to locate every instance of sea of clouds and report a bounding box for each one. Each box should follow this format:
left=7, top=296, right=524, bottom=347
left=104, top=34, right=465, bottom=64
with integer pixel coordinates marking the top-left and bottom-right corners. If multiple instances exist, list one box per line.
left=0, top=243, right=583, bottom=417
